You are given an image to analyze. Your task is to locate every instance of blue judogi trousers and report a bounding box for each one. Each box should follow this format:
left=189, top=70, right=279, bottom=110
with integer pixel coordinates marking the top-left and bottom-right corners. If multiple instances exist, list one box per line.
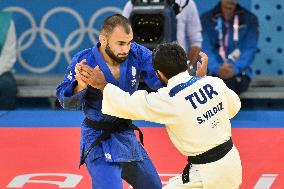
left=86, top=155, right=162, bottom=189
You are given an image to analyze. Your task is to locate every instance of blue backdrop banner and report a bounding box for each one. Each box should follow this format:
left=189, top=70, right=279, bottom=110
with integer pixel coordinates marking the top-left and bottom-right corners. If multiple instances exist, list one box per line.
left=2, top=0, right=283, bottom=77
left=0, top=0, right=127, bottom=75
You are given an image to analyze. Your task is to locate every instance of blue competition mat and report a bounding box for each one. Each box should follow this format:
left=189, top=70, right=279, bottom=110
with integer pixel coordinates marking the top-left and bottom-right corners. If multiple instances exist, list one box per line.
left=0, top=110, right=284, bottom=128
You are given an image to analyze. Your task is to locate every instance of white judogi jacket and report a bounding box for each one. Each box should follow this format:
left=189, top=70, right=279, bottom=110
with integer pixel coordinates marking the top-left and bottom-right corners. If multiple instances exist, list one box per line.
left=102, top=71, right=242, bottom=189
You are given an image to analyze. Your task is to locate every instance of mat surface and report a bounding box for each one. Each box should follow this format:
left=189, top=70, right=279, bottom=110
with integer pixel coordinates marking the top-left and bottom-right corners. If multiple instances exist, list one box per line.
left=0, top=110, right=283, bottom=188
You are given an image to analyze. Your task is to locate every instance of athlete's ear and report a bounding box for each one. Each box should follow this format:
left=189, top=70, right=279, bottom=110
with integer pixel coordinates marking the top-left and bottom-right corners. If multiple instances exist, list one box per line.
left=157, top=70, right=169, bottom=84
left=99, top=34, right=107, bottom=46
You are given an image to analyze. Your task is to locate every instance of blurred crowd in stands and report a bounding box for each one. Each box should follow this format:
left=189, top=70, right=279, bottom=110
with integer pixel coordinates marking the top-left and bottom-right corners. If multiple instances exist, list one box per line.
left=0, top=0, right=263, bottom=110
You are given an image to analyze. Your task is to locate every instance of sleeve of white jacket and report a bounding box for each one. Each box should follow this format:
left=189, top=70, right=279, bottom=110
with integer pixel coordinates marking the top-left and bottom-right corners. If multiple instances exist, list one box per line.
left=218, top=78, right=241, bottom=118
left=176, top=0, right=202, bottom=51
left=186, top=0, right=202, bottom=48
left=102, top=83, right=175, bottom=124
left=122, top=1, right=133, bottom=18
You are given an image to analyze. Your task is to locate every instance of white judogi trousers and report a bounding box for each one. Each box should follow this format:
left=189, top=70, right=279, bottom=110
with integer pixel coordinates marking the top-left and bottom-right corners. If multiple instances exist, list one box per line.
left=163, top=146, right=242, bottom=189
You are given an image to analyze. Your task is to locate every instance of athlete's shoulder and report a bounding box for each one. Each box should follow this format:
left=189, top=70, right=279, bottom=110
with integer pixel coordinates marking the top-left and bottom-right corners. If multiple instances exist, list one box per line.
left=201, top=76, right=223, bottom=84
left=130, top=42, right=152, bottom=59
left=70, top=47, right=95, bottom=66
left=73, top=47, right=93, bottom=59
left=130, top=42, right=150, bottom=51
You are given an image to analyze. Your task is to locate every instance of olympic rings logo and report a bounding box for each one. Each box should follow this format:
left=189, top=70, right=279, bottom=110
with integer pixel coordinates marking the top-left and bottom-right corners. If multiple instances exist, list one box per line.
left=3, top=6, right=122, bottom=73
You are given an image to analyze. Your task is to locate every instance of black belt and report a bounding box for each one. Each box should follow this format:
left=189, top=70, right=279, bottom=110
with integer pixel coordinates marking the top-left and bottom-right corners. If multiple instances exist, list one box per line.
left=79, top=118, right=144, bottom=167
left=182, top=138, right=233, bottom=184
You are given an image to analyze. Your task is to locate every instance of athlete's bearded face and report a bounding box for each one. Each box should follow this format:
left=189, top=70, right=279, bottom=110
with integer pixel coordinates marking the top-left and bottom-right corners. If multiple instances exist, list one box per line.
left=104, top=26, right=133, bottom=64
left=105, top=42, right=128, bottom=63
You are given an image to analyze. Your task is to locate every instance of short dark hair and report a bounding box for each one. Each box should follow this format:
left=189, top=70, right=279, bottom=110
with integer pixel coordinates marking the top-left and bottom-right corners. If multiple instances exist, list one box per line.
left=101, top=14, right=131, bottom=37
left=152, top=42, right=188, bottom=79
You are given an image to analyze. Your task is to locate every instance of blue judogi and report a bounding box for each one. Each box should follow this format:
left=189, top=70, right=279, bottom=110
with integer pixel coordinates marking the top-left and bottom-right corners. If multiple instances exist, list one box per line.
left=201, top=3, right=259, bottom=79
left=56, top=42, right=163, bottom=189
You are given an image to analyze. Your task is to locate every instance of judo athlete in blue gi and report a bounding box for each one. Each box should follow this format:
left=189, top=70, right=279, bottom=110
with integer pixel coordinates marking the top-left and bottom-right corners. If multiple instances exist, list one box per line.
left=56, top=14, right=164, bottom=189
left=201, top=0, right=259, bottom=94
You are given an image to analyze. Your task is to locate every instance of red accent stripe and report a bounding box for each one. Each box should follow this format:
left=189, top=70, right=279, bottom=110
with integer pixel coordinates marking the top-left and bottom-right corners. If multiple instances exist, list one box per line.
left=0, top=128, right=283, bottom=188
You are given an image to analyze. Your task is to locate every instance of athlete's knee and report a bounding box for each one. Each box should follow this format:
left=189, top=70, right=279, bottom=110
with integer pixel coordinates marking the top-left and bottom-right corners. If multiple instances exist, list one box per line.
left=148, top=177, right=162, bottom=189
left=133, top=176, right=162, bottom=189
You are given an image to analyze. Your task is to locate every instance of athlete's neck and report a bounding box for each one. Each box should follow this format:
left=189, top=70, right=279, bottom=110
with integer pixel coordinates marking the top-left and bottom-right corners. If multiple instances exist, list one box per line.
left=99, top=46, right=119, bottom=66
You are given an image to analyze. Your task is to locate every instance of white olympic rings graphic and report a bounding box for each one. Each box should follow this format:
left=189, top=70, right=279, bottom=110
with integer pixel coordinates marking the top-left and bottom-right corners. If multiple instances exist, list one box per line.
left=3, top=6, right=122, bottom=73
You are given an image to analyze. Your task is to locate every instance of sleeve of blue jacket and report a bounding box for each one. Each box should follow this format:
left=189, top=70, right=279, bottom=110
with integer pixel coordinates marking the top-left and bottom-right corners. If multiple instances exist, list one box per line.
left=56, top=50, right=90, bottom=110
left=201, top=14, right=223, bottom=75
left=136, top=44, right=164, bottom=90
left=230, top=14, right=259, bottom=75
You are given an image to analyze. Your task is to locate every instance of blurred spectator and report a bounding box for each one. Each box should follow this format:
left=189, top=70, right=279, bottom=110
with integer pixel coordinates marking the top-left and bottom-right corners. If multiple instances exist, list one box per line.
left=122, top=0, right=202, bottom=64
left=201, top=0, right=259, bottom=94
left=0, top=11, right=17, bottom=110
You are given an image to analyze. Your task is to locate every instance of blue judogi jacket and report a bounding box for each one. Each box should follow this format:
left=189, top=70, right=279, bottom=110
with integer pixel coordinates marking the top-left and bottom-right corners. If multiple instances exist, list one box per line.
left=56, top=42, right=163, bottom=163
left=201, top=3, right=259, bottom=79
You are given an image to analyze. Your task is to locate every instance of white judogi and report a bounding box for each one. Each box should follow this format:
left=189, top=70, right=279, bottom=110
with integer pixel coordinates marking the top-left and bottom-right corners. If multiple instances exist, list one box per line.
left=102, top=71, right=242, bottom=189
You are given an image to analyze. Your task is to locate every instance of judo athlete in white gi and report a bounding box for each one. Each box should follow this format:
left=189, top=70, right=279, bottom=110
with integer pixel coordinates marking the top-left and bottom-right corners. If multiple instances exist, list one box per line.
left=90, top=43, right=242, bottom=189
